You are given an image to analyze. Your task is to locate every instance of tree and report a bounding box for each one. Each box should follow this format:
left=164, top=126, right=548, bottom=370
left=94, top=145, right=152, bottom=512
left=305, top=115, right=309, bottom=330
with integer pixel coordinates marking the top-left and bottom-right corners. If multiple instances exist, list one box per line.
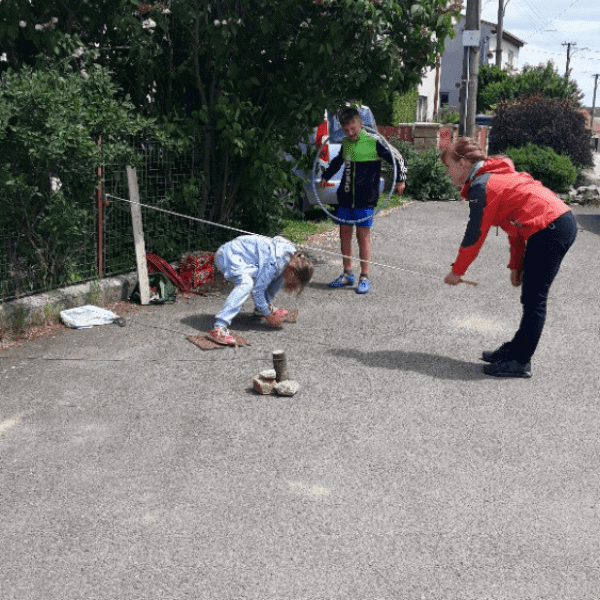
left=116, top=0, right=461, bottom=232
left=477, top=61, right=582, bottom=114
left=0, top=56, right=157, bottom=292
left=490, top=94, right=593, bottom=168
left=2, top=0, right=461, bottom=234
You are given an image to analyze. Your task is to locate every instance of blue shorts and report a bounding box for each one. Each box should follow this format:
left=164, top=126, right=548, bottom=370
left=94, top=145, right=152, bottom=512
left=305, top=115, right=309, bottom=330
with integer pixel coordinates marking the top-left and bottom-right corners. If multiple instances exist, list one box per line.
left=334, top=207, right=374, bottom=228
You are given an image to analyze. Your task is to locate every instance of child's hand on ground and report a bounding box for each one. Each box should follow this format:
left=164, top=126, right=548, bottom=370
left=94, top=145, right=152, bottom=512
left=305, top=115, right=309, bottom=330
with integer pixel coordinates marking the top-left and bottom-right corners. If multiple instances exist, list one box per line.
left=265, top=312, right=284, bottom=327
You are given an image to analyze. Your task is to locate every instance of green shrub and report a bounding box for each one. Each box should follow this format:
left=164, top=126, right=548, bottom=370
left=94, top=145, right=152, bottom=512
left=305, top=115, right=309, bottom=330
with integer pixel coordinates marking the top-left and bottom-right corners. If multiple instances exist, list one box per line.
left=392, top=88, right=418, bottom=124
left=0, top=56, right=158, bottom=294
left=440, top=111, right=460, bottom=124
left=504, top=143, right=576, bottom=193
left=389, top=139, right=459, bottom=201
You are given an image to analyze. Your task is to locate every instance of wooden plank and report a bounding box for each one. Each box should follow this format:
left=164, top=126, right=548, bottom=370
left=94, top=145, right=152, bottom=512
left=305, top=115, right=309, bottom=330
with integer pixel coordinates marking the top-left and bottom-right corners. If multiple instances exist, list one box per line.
left=126, top=166, right=150, bottom=305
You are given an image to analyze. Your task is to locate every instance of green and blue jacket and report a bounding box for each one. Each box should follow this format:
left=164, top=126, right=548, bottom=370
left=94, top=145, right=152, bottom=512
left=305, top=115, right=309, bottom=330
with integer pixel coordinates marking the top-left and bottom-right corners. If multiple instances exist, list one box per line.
left=321, top=130, right=407, bottom=209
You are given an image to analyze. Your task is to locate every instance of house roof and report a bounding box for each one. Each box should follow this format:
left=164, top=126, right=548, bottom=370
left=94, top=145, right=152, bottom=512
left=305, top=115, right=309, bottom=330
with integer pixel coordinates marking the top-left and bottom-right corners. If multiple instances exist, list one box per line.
left=481, top=19, right=525, bottom=48
left=581, top=109, right=600, bottom=135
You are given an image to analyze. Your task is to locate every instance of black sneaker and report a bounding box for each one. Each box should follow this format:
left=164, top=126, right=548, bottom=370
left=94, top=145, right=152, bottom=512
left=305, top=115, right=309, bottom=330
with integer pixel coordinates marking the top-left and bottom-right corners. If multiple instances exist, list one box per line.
left=483, top=360, right=532, bottom=378
left=481, top=342, right=513, bottom=363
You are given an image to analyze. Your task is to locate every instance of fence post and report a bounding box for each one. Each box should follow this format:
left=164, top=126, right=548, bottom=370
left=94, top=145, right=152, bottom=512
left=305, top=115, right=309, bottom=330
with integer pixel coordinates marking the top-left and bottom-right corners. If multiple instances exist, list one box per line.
left=126, top=166, right=150, bottom=305
left=96, top=136, right=104, bottom=278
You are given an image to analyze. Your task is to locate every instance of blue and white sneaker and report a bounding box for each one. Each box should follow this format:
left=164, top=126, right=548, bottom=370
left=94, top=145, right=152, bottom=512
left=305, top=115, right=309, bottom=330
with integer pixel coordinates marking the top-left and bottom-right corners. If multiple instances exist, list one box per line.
left=328, top=272, right=355, bottom=288
left=356, top=277, right=370, bottom=294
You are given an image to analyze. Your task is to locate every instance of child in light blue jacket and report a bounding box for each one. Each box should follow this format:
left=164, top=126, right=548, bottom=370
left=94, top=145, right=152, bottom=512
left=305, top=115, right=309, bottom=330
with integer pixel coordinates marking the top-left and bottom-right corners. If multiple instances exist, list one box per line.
left=209, top=235, right=314, bottom=345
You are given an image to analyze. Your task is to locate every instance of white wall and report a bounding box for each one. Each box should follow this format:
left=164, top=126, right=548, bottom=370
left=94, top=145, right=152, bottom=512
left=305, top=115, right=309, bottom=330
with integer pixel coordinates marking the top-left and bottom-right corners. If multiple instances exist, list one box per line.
left=439, top=16, right=523, bottom=112
left=417, top=66, right=439, bottom=122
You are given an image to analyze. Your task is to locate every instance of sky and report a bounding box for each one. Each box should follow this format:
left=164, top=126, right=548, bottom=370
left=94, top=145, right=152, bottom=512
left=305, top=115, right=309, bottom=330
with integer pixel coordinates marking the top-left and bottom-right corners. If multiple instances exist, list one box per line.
left=480, top=0, right=600, bottom=107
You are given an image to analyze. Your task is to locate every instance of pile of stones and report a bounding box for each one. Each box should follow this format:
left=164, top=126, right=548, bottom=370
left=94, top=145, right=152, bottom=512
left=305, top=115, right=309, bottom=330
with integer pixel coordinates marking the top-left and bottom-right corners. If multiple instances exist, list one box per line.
left=563, top=170, right=600, bottom=205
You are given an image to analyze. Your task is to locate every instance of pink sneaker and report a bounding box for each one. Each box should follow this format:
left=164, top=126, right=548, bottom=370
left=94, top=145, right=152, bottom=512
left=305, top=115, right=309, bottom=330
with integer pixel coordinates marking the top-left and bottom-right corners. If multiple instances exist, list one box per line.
left=208, top=326, right=237, bottom=346
left=273, top=307, right=288, bottom=318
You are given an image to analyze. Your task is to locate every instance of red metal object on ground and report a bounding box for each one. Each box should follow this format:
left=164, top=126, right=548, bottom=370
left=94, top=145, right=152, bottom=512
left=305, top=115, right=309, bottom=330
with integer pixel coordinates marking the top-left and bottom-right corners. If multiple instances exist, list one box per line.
left=146, top=252, right=191, bottom=295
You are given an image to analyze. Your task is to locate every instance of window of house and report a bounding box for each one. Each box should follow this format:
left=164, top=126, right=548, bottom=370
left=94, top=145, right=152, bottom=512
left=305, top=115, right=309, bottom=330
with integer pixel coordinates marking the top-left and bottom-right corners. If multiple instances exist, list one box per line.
left=440, top=92, right=449, bottom=106
left=417, top=95, right=428, bottom=122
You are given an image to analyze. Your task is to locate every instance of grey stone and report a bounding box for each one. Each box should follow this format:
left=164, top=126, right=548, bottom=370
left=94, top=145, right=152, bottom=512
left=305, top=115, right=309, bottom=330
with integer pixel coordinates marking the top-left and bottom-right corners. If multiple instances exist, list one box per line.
left=274, top=380, right=300, bottom=396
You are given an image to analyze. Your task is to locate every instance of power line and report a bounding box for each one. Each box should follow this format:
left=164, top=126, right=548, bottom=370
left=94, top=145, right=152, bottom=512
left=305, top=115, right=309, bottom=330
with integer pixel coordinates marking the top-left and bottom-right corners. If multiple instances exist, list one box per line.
left=521, top=0, right=584, bottom=41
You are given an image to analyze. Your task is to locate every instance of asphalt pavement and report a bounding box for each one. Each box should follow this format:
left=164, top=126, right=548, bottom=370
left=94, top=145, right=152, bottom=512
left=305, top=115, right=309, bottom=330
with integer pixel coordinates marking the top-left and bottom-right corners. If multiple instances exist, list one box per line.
left=1, top=200, right=599, bottom=600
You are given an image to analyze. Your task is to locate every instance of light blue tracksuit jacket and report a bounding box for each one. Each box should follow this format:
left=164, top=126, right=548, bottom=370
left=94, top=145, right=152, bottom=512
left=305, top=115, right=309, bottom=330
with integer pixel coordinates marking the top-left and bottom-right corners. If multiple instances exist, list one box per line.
left=213, top=235, right=296, bottom=328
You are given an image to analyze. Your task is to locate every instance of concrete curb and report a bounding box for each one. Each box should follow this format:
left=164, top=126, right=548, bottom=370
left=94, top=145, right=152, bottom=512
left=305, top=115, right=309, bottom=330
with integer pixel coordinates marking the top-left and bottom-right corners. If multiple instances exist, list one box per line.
left=0, top=271, right=138, bottom=321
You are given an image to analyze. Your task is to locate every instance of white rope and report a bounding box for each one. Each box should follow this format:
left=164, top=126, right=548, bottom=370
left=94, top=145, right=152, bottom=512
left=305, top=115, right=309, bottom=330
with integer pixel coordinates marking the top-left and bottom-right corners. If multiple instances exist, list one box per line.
left=104, top=193, right=476, bottom=284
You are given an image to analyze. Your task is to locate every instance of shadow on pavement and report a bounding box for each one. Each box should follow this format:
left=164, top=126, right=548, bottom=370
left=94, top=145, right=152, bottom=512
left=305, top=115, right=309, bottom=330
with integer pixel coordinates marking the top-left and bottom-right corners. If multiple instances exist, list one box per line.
left=180, top=313, right=277, bottom=333
left=327, top=348, right=489, bottom=381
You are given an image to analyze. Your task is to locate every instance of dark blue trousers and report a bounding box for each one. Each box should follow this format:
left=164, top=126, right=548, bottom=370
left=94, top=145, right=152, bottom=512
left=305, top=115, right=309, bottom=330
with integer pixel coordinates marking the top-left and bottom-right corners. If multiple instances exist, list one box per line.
left=510, top=211, right=577, bottom=363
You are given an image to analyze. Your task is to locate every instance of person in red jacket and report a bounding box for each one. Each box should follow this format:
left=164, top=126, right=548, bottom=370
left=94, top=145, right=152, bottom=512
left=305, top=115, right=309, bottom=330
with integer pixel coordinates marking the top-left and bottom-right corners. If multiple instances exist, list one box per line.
left=441, top=137, right=577, bottom=378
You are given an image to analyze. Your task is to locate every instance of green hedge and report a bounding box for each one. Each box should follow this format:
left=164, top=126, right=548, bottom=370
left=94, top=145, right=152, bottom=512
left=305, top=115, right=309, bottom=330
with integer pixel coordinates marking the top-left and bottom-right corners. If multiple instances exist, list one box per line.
left=504, top=143, right=576, bottom=194
left=389, top=140, right=459, bottom=201
left=392, top=89, right=418, bottom=124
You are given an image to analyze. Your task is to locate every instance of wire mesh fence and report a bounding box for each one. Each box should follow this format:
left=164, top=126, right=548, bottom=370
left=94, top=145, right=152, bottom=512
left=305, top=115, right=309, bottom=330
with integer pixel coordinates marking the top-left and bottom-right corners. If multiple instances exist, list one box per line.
left=0, top=139, right=217, bottom=303
left=101, top=141, right=215, bottom=278
left=0, top=194, right=98, bottom=303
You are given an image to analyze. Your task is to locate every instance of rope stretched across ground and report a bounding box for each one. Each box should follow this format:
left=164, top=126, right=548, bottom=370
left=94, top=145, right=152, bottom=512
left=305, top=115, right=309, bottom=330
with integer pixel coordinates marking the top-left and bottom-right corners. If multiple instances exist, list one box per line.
left=104, top=193, right=478, bottom=286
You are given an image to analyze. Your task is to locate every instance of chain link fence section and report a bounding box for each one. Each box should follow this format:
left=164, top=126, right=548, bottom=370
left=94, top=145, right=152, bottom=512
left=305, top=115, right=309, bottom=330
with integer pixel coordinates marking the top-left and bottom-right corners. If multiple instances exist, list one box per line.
left=102, top=141, right=214, bottom=279
left=0, top=194, right=98, bottom=303
left=0, top=139, right=213, bottom=303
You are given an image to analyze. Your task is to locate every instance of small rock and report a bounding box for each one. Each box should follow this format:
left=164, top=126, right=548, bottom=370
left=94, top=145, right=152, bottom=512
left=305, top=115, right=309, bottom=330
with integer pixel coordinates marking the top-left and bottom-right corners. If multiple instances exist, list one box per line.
left=253, top=375, right=277, bottom=395
left=575, top=171, right=599, bottom=188
left=274, top=380, right=300, bottom=396
left=259, top=369, right=277, bottom=380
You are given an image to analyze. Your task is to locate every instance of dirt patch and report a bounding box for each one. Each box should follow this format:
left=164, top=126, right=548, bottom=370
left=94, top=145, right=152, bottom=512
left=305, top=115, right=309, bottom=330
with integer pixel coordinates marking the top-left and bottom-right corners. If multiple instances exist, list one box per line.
left=0, top=299, right=145, bottom=351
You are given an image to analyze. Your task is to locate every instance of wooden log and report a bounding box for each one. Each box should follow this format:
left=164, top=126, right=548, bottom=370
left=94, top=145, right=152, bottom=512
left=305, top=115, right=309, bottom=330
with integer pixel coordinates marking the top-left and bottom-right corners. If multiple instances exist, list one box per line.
left=272, top=349, right=288, bottom=382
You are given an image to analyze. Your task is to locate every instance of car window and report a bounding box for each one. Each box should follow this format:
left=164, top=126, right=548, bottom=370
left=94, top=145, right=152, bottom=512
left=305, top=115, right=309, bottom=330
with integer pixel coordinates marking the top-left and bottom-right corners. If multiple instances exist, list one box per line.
left=328, top=113, right=345, bottom=143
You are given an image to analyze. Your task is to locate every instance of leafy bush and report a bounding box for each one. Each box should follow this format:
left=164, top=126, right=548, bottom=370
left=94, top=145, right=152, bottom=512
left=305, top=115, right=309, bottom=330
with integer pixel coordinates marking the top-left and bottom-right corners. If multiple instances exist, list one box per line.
left=389, top=140, right=459, bottom=201
left=504, top=143, right=576, bottom=193
left=0, top=56, right=157, bottom=295
left=490, top=94, right=593, bottom=168
left=439, top=111, right=460, bottom=124
left=477, top=62, right=580, bottom=114
left=392, top=88, right=418, bottom=124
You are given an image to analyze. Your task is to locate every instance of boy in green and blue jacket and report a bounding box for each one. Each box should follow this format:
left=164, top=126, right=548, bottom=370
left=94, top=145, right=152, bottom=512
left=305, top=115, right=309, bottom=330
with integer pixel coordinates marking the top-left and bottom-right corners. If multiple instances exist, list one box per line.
left=319, top=107, right=407, bottom=294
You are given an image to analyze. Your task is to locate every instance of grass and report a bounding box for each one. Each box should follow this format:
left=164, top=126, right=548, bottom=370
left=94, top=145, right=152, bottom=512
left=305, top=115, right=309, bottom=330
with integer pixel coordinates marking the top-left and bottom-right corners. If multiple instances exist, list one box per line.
left=281, top=193, right=406, bottom=243
left=282, top=215, right=333, bottom=244
left=0, top=302, right=63, bottom=349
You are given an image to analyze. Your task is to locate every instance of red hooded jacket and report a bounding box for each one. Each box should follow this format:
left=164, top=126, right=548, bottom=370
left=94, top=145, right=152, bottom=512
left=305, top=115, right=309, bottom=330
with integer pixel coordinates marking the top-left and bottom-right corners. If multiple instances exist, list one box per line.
left=452, top=157, right=571, bottom=276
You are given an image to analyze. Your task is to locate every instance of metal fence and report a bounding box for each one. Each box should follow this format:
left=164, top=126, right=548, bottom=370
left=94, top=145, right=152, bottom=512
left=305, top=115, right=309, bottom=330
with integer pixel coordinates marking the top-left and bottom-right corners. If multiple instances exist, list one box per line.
left=0, top=140, right=217, bottom=303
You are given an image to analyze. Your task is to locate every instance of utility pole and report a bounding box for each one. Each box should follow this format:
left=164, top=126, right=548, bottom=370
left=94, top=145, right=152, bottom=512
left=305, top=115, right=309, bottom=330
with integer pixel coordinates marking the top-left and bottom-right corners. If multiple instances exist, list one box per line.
left=562, top=42, right=577, bottom=79
left=495, top=0, right=504, bottom=67
left=459, top=0, right=481, bottom=137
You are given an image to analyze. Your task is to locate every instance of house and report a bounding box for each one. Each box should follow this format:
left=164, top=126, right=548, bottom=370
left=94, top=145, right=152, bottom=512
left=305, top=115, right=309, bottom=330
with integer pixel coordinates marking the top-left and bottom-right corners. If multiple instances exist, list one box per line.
left=582, top=108, right=600, bottom=151
left=416, top=62, right=440, bottom=122
left=439, top=15, right=525, bottom=112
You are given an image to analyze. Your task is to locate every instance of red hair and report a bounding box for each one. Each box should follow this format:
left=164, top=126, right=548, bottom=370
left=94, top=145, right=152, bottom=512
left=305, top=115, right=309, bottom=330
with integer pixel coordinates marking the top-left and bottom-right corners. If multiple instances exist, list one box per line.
left=441, top=137, right=487, bottom=166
